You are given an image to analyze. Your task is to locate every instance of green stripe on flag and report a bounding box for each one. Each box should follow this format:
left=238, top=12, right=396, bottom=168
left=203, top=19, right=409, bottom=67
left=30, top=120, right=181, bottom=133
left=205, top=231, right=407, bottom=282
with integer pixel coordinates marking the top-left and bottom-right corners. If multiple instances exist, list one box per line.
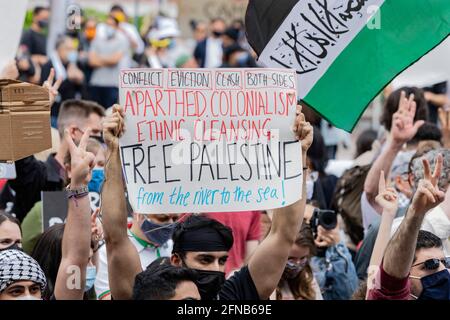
left=304, top=0, right=450, bottom=132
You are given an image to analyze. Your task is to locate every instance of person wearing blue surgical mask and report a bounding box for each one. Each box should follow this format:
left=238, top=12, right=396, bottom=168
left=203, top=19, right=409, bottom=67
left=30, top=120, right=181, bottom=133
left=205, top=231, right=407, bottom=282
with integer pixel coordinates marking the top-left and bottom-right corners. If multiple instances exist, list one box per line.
left=86, top=139, right=106, bottom=194
left=94, top=213, right=178, bottom=300
left=31, top=224, right=100, bottom=300
left=85, top=249, right=97, bottom=294
left=40, top=35, right=86, bottom=126
left=88, top=168, right=105, bottom=194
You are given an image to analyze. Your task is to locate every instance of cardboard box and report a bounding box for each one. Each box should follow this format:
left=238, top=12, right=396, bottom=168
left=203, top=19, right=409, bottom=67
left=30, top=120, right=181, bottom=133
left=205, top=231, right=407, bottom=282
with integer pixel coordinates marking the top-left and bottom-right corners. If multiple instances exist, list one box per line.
left=0, top=79, right=51, bottom=162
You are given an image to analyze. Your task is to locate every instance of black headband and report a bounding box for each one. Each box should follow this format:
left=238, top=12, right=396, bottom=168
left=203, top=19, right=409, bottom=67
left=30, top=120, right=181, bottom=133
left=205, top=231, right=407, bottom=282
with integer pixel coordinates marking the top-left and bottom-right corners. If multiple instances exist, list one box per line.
left=174, top=227, right=231, bottom=253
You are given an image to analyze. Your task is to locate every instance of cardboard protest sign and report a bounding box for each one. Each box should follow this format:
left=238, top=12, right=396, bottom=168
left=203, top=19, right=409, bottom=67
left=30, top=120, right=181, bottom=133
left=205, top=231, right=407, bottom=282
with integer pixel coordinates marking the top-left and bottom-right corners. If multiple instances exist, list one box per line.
left=0, top=79, right=51, bottom=162
left=41, top=191, right=101, bottom=230
left=119, top=68, right=302, bottom=214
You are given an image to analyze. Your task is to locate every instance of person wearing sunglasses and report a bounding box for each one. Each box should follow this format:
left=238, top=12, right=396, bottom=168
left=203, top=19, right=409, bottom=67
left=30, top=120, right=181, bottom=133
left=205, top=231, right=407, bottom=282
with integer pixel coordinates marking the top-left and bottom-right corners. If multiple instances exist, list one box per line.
left=409, top=237, right=450, bottom=300
left=368, top=154, right=450, bottom=300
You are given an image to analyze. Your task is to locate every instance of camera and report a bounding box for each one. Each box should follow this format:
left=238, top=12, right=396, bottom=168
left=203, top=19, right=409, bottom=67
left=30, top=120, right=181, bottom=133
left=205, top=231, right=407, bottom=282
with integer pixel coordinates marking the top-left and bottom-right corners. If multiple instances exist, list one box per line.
left=310, top=208, right=337, bottom=239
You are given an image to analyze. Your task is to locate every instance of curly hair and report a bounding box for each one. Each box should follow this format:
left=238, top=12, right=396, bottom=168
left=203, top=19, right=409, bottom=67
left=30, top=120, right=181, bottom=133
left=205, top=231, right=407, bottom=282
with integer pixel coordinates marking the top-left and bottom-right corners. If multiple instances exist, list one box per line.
left=410, top=148, right=450, bottom=191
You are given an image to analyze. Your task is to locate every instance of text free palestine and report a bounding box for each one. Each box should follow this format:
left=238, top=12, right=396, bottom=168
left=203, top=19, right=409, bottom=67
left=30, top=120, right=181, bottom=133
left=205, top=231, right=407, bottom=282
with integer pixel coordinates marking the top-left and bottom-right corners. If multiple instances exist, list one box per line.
left=120, top=140, right=302, bottom=185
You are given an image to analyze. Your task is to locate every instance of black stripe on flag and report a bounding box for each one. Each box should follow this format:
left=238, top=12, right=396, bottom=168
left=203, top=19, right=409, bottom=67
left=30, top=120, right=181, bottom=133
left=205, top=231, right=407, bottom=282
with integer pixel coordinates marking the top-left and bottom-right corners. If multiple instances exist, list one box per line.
left=245, top=0, right=299, bottom=56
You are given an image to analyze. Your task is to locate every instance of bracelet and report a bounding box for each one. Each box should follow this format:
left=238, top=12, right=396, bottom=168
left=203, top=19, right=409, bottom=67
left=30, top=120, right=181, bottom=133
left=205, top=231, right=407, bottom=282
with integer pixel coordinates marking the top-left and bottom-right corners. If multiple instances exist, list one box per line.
left=66, top=185, right=89, bottom=203
left=68, top=191, right=89, bottom=199
left=67, top=188, right=89, bottom=208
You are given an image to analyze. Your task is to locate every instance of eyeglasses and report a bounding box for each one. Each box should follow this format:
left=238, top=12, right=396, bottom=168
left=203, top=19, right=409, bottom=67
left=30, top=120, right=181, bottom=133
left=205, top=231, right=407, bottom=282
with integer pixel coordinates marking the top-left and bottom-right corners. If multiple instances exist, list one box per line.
left=412, top=257, right=450, bottom=270
left=287, top=257, right=308, bottom=270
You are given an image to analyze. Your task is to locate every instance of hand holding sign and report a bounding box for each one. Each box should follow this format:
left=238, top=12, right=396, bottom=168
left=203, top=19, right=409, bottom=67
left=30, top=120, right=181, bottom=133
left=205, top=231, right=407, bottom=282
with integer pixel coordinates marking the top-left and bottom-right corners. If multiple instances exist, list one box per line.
left=119, top=68, right=302, bottom=213
left=66, top=127, right=96, bottom=188
left=293, top=104, right=313, bottom=154
left=103, top=104, right=125, bottom=150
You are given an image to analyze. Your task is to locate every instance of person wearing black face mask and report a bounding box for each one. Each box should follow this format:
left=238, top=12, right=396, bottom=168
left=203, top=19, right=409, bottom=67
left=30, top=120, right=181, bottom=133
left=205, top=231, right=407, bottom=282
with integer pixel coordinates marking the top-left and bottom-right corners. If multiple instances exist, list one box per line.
left=273, top=222, right=322, bottom=300
left=20, top=6, right=50, bottom=66
left=367, top=155, right=450, bottom=300
left=133, top=259, right=201, bottom=300
left=100, top=104, right=313, bottom=301
left=221, top=44, right=257, bottom=68
left=170, top=216, right=233, bottom=300
left=194, top=18, right=226, bottom=68
left=0, top=213, right=22, bottom=252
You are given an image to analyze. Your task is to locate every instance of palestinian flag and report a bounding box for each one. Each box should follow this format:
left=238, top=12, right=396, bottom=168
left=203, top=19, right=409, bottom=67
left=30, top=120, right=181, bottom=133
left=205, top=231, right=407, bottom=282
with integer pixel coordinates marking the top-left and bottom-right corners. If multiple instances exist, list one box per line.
left=245, top=0, right=450, bottom=132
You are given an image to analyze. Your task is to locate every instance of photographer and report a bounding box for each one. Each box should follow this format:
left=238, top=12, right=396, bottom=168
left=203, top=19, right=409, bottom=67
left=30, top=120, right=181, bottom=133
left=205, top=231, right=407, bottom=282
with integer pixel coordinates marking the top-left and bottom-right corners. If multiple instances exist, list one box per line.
left=305, top=204, right=359, bottom=300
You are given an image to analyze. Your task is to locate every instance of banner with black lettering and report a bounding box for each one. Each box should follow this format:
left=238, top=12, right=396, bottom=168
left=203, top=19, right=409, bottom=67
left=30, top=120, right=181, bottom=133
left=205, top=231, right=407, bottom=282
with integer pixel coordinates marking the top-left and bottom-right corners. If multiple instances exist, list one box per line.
left=119, top=68, right=303, bottom=214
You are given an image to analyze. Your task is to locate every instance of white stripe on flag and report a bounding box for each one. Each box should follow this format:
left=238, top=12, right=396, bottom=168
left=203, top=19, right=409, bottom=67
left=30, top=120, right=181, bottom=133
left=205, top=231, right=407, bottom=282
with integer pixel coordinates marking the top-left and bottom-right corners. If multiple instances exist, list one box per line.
left=259, top=0, right=386, bottom=99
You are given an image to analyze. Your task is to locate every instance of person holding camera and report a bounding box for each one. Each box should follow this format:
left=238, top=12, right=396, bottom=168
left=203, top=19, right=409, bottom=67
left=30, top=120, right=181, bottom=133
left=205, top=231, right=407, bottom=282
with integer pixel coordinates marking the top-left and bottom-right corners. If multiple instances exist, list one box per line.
left=305, top=205, right=359, bottom=300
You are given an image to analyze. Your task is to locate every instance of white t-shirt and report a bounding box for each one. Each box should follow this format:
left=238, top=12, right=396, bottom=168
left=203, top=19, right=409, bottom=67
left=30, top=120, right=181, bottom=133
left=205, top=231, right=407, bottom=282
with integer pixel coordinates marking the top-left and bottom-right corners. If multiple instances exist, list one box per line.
left=391, top=205, right=450, bottom=256
left=94, top=230, right=173, bottom=299
left=89, top=31, right=130, bottom=88
left=120, top=22, right=145, bottom=55
left=361, top=192, right=381, bottom=233
left=204, top=37, right=223, bottom=68
left=96, top=22, right=145, bottom=55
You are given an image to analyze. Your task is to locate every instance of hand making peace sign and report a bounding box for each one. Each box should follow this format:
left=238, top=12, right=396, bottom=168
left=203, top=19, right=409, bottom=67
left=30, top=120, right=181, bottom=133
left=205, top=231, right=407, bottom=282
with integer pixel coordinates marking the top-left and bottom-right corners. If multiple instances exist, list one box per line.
left=65, top=127, right=96, bottom=188
left=411, top=154, right=446, bottom=215
left=43, top=68, right=63, bottom=106
left=375, top=170, right=399, bottom=216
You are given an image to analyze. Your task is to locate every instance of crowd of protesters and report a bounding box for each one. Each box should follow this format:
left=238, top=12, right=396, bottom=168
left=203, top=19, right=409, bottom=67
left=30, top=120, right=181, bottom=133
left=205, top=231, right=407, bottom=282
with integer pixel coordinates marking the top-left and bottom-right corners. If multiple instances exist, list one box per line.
left=0, top=4, right=449, bottom=301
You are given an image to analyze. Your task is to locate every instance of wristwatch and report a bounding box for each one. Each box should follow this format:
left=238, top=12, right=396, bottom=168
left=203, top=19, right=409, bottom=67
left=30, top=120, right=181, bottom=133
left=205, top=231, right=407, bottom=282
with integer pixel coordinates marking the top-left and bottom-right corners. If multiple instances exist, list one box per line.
left=66, top=185, right=89, bottom=199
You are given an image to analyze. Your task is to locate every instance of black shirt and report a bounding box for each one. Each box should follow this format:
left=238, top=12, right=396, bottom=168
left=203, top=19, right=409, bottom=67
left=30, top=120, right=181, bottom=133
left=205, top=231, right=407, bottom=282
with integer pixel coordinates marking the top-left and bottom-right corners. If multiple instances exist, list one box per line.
left=218, top=266, right=260, bottom=300
left=40, top=61, right=87, bottom=118
left=1, top=154, right=65, bottom=221
left=109, top=265, right=260, bottom=301
left=20, top=29, right=47, bottom=56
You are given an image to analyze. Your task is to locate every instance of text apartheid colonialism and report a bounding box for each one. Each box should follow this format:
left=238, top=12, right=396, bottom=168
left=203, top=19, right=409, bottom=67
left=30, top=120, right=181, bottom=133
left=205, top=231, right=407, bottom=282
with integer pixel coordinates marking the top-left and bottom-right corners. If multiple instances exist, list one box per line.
left=123, top=88, right=295, bottom=142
